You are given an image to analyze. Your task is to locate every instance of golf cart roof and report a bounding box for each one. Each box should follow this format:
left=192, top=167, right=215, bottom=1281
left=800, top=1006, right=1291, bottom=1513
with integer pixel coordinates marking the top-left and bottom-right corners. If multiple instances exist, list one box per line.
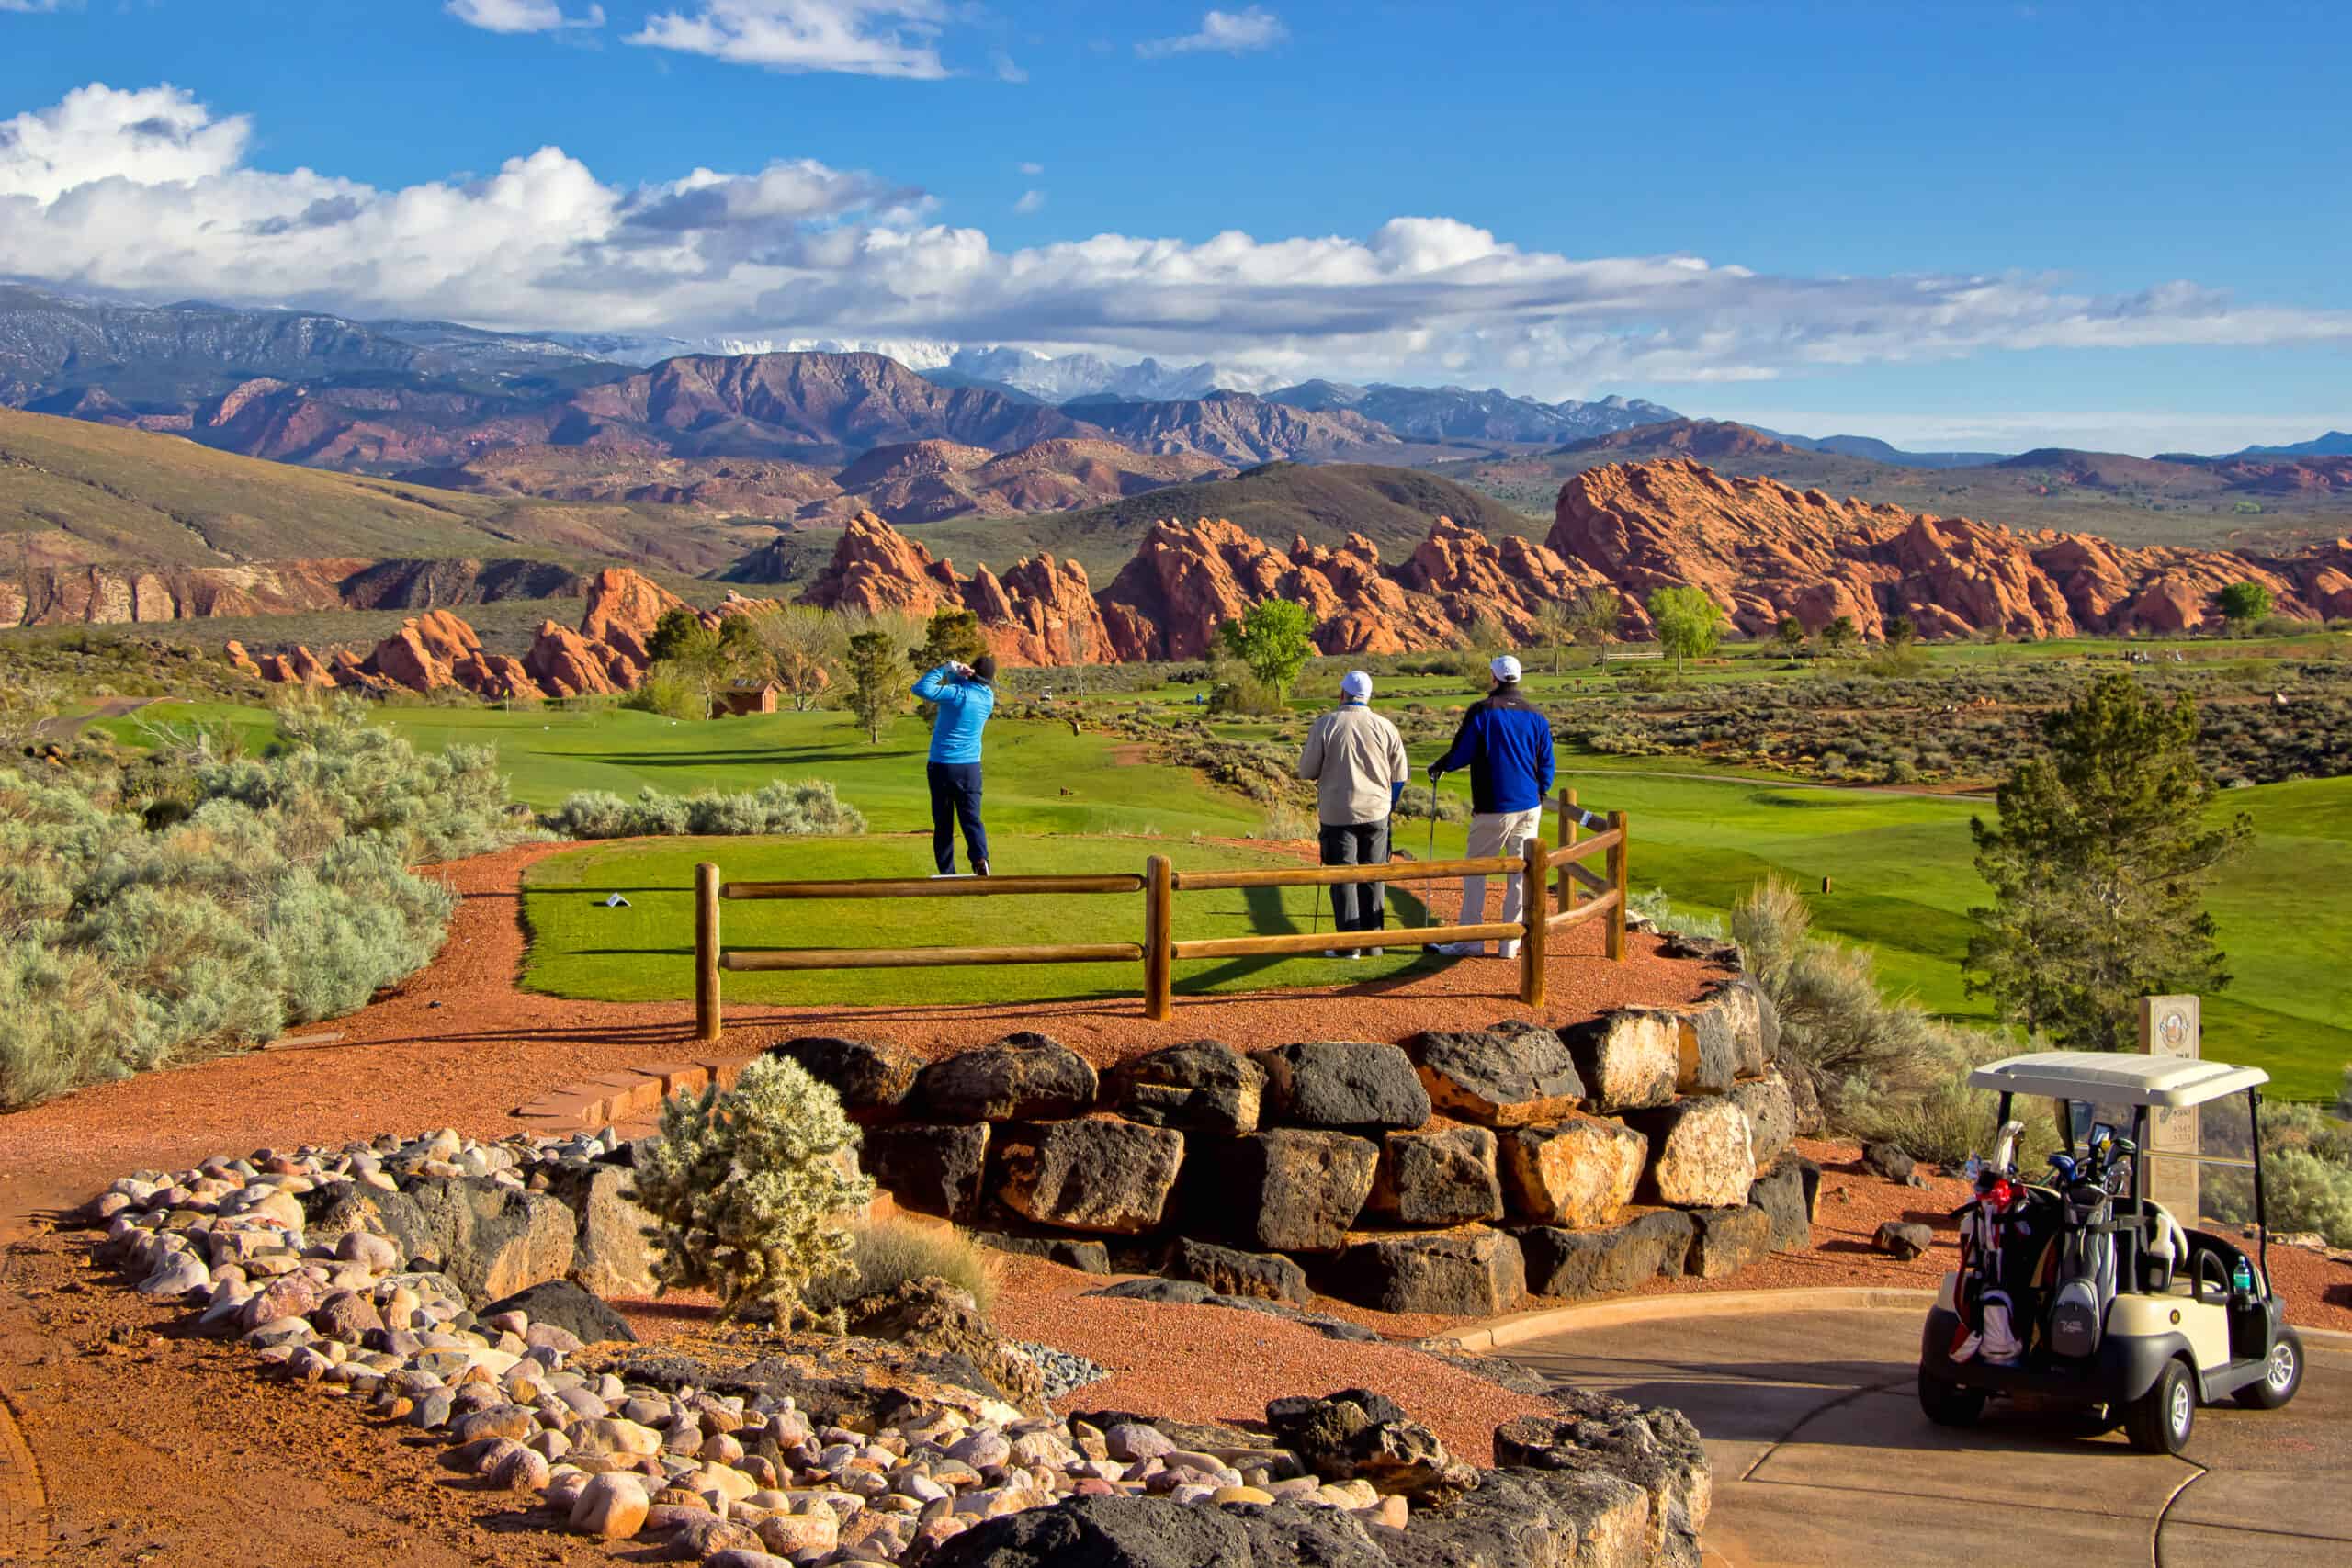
left=1968, top=1051, right=2268, bottom=1108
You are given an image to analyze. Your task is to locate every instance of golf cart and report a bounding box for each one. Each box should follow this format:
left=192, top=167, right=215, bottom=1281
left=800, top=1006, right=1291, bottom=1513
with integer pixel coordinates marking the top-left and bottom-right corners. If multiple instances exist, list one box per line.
left=1917, top=1050, right=2303, bottom=1455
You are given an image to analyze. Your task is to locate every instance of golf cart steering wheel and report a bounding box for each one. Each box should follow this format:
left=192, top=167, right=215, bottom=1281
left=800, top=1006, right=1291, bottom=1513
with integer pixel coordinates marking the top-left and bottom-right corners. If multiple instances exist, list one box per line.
left=2193, top=1248, right=2232, bottom=1302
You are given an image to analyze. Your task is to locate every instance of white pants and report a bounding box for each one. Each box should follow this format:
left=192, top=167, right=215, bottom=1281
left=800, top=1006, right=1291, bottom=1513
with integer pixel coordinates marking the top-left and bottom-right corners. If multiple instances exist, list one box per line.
left=1460, top=807, right=1544, bottom=948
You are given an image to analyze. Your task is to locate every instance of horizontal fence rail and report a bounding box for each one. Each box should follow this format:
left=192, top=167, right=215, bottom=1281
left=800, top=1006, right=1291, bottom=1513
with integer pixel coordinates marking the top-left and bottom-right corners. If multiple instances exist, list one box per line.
left=690, top=789, right=1626, bottom=1038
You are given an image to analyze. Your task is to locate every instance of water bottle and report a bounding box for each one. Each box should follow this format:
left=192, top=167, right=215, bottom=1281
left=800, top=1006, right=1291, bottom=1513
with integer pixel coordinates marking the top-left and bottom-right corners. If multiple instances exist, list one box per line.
left=2231, top=1257, right=2255, bottom=1295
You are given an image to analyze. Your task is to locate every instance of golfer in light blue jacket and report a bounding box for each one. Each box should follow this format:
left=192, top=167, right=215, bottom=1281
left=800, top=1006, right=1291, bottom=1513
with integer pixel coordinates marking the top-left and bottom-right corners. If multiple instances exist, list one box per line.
left=912, top=654, right=997, bottom=875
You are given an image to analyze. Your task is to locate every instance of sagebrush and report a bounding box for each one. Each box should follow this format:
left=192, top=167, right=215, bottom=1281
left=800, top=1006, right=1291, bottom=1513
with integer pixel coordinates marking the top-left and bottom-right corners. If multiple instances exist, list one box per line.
left=633, top=1055, right=876, bottom=1322
left=1, top=698, right=516, bottom=1108
left=544, top=780, right=865, bottom=840
left=800, top=1219, right=1001, bottom=1314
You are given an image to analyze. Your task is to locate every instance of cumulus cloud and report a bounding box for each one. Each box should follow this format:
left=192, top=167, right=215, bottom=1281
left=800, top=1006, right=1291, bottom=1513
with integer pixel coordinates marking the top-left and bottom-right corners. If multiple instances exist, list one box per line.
left=1138, top=6, right=1287, bottom=58
left=6, top=82, right=2351, bottom=400
left=627, top=0, right=949, bottom=77
left=446, top=0, right=605, bottom=32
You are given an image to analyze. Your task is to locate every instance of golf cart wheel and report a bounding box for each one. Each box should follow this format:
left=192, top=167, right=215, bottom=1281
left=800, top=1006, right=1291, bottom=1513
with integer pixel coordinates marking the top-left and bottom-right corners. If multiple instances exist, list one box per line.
left=2125, top=1359, right=2196, bottom=1455
left=1917, top=1371, right=1985, bottom=1427
left=2235, top=1327, right=2304, bottom=1410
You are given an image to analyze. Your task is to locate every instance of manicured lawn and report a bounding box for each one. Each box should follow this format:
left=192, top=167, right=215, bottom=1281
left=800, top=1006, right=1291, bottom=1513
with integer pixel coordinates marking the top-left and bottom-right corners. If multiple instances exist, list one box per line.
left=523, top=833, right=1456, bottom=1007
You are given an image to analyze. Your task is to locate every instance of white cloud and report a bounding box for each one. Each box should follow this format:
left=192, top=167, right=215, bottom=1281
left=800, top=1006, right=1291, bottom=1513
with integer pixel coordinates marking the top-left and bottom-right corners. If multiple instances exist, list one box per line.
left=1012, top=188, right=1044, bottom=214
left=990, top=51, right=1026, bottom=83
left=1017, top=161, right=1043, bottom=176
left=0, top=1, right=76, bottom=13
left=627, top=0, right=949, bottom=78
left=446, top=0, right=605, bottom=32
left=1138, top=6, right=1287, bottom=58
left=6, top=80, right=2351, bottom=419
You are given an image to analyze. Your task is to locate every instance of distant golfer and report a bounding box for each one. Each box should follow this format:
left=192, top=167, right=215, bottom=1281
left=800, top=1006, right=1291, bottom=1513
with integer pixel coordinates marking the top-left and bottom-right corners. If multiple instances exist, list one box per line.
left=1428, top=654, right=1555, bottom=957
left=1297, top=670, right=1410, bottom=959
left=913, top=655, right=997, bottom=876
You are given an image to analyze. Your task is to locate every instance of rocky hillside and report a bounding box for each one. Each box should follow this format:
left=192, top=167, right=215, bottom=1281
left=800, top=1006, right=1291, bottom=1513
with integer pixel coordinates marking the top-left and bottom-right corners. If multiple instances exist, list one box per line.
left=1548, top=459, right=2352, bottom=638
left=1078, top=391, right=1403, bottom=464
left=412, top=436, right=1234, bottom=527
left=767, top=460, right=2352, bottom=668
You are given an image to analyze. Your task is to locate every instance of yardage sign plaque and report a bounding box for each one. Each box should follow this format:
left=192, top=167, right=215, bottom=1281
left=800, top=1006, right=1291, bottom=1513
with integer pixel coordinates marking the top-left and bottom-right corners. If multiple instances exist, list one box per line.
left=2140, top=995, right=2200, bottom=1221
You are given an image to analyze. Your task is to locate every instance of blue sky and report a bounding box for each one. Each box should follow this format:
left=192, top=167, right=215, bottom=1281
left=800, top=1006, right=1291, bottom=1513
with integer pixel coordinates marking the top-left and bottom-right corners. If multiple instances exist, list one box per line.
left=2, top=0, right=2347, bottom=452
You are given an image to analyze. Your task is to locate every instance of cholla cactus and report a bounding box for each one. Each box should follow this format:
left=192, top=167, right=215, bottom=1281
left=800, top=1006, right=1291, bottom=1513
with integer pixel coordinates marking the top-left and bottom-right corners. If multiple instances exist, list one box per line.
left=634, top=1055, right=876, bottom=1322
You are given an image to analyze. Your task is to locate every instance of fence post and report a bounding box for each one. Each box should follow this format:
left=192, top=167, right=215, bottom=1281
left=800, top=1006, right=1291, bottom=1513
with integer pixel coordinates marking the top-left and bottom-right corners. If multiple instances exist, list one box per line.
left=1558, top=786, right=1579, bottom=916
left=1605, top=811, right=1629, bottom=963
left=1143, top=854, right=1173, bottom=1021
left=695, top=861, right=722, bottom=1042
left=1520, top=833, right=1548, bottom=1008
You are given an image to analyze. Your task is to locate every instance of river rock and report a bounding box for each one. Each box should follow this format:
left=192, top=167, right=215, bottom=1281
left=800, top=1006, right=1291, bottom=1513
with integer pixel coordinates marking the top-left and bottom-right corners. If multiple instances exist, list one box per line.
left=1213, top=1131, right=1378, bottom=1253
left=1517, top=1209, right=1696, bottom=1299
left=1329, top=1229, right=1524, bottom=1316
left=1560, top=1010, right=1680, bottom=1113
left=919, top=1035, right=1097, bottom=1122
left=1497, top=1117, right=1647, bottom=1229
left=864, top=1122, right=991, bottom=1223
left=1400, top=1025, right=1584, bottom=1127
left=1365, top=1126, right=1502, bottom=1227
left=1625, top=1099, right=1756, bottom=1209
left=1250, top=1042, right=1430, bottom=1132
left=571, top=1472, right=650, bottom=1539
left=1104, top=1041, right=1263, bottom=1136
left=766, top=1035, right=922, bottom=1111
left=994, top=1120, right=1183, bottom=1235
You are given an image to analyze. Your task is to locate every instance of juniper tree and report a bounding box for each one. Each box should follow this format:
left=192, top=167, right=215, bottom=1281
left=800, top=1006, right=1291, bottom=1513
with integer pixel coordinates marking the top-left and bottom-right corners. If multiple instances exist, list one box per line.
left=1963, top=674, right=2251, bottom=1052
left=844, top=629, right=904, bottom=743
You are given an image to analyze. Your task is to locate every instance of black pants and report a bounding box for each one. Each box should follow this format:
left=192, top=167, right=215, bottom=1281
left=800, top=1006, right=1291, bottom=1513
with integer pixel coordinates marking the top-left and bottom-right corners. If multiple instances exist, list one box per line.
left=1317, top=819, right=1389, bottom=932
left=928, top=761, right=989, bottom=874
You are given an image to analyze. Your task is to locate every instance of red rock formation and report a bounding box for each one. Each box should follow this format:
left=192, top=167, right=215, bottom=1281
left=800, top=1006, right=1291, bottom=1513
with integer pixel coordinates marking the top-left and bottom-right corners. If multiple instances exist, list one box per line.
left=577, top=568, right=684, bottom=673
left=1546, top=459, right=2315, bottom=638
left=223, top=640, right=262, bottom=679
left=799, top=513, right=1111, bottom=666
left=525, top=621, right=623, bottom=698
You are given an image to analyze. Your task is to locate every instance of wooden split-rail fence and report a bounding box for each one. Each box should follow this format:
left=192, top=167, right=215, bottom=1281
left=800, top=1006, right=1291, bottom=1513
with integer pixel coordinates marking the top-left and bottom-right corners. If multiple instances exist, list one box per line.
left=692, top=789, right=1626, bottom=1041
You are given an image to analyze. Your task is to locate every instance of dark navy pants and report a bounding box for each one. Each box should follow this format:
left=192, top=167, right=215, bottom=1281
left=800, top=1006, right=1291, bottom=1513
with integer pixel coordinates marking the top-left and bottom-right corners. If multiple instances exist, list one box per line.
left=927, top=761, right=989, bottom=874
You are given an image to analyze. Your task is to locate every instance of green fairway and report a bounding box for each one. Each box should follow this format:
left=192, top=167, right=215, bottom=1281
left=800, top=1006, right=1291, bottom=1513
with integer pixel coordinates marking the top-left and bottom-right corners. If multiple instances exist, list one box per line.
left=524, top=833, right=1457, bottom=1007
left=93, top=697, right=2352, bottom=1097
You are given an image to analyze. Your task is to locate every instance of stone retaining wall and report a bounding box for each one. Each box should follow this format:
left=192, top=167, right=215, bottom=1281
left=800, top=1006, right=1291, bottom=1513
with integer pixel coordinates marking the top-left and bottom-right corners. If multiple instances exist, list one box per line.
left=775, top=968, right=1817, bottom=1315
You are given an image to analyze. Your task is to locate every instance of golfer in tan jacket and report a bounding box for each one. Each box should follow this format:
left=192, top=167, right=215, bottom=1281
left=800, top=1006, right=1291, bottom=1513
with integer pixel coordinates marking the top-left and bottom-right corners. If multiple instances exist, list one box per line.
left=1297, top=670, right=1410, bottom=958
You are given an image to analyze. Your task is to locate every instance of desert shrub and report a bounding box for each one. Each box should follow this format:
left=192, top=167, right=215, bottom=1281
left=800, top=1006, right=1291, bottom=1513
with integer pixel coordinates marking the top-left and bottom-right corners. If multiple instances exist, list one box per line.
left=801, top=1218, right=1001, bottom=1315
left=1390, top=786, right=1471, bottom=823
left=1730, top=876, right=1810, bottom=991
left=1629, top=886, right=1724, bottom=941
left=544, top=780, right=864, bottom=840
left=1207, top=662, right=1290, bottom=716
left=624, top=670, right=707, bottom=721
left=633, top=1055, right=876, bottom=1323
left=1257, top=801, right=1317, bottom=841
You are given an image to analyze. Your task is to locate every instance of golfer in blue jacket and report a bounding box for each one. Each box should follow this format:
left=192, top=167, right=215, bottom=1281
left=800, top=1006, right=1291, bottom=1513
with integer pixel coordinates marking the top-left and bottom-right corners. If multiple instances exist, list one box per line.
left=913, top=655, right=997, bottom=876
left=1427, top=655, right=1555, bottom=956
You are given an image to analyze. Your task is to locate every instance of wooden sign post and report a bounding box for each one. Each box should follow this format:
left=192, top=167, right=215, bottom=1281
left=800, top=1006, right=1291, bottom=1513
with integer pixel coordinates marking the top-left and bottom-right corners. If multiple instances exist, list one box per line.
left=2140, top=995, right=2200, bottom=1222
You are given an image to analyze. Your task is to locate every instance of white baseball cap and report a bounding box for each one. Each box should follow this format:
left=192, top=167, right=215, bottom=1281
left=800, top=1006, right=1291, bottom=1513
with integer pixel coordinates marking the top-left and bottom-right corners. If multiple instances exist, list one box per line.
left=1340, top=670, right=1374, bottom=700
left=1490, top=654, right=1523, bottom=682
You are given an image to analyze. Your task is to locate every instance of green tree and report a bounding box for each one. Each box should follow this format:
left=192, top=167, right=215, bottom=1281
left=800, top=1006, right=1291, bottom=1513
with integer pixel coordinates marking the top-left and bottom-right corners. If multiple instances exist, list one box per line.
left=908, top=607, right=987, bottom=673
left=1217, top=598, right=1317, bottom=698
left=1885, top=613, right=1919, bottom=649
left=2214, top=581, right=2273, bottom=636
left=755, top=605, right=844, bottom=713
left=1774, top=616, right=1807, bottom=659
left=1645, top=585, right=1725, bottom=673
left=1567, top=587, right=1622, bottom=644
left=646, top=607, right=716, bottom=665
left=1821, top=615, right=1860, bottom=657
left=1963, top=674, right=2252, bottom=1052
left=843, top=629, right=904, bottom=743
left=644, top=606, right=754, bottom=717
left=1532, top=601, right=1576, bottom=674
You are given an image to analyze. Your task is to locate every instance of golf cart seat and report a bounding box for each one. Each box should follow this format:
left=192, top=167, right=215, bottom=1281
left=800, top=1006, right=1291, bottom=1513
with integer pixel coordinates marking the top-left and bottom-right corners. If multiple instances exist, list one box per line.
left=2117, top=1197, right=2189, bottom=1292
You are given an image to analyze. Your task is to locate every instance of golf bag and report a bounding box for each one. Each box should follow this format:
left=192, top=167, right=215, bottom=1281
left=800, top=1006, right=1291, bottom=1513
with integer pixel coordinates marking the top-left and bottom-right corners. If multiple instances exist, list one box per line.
left=1951, top=1174, right=2042, bottom=1364
left=2046, top=1181, right=2120, bottom=1359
